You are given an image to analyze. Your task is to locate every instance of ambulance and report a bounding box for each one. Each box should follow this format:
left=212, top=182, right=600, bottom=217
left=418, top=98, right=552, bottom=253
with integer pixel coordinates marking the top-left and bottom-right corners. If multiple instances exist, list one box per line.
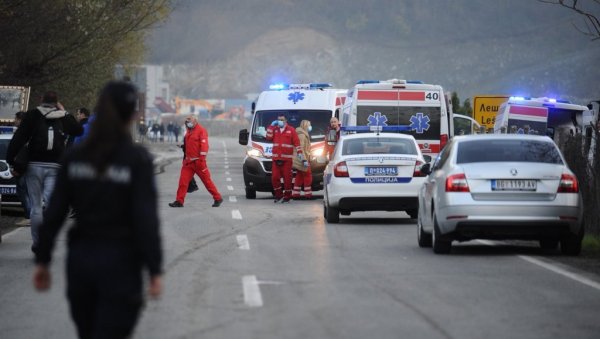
left=341, top=79, right=453, bottom=159
left=493, top=96, right=589, bottom=145
left=238, top=83, right=347, bottom=199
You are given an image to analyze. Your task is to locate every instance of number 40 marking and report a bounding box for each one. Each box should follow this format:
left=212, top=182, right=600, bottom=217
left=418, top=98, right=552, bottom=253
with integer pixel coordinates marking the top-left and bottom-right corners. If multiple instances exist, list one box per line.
left=425, top=92, right=439, bottom=101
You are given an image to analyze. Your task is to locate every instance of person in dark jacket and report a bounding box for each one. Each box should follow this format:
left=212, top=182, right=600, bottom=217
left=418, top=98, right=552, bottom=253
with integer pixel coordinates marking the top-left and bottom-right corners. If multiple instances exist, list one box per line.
left=13, top=111, right=31, bottom=219
left=7, top=91, right=83, bottom=252
left=32, top=81, right=163, bottom=339
left=73, top=107, right=93, bottom=145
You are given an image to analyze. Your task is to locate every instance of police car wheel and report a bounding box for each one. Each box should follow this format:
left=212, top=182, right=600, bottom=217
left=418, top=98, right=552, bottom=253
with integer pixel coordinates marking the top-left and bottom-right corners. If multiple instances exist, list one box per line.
left=432, top=216, right=451, bottom=254
left=245, top=187, right=256, bottom=199
left=325, top=202, right=339, bottom=224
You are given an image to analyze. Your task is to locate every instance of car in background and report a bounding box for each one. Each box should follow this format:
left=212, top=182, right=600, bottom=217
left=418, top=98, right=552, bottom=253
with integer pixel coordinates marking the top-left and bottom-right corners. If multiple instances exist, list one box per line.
left=323, top=132, right=427, bottom=223
left=418, top=134, right=583, bottom=255
left=0, top=132, right=20, bottom=206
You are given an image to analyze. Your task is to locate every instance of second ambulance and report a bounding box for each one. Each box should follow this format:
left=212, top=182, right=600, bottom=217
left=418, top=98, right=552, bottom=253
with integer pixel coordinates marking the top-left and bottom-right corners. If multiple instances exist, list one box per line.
left=239, top=83, right=346, bottom=199
left=341, top=79, right=453, bottom=159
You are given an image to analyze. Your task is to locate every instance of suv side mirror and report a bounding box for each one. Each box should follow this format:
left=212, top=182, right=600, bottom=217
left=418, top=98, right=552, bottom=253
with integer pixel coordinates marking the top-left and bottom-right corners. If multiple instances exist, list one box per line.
left=420, top=163, right=432, bottom=175
left=239, top=129, right=249, bottom=145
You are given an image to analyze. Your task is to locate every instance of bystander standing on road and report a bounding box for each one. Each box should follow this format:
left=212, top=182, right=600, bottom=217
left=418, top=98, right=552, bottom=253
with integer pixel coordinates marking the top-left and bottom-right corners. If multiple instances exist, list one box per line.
left=174, top=123, right=181, bottom=143
left=13, top=111, right=31, bottom=224
left=266, top=114, right=304, bottom=203
left=167, top=121, right=174, bottom=142
left=292, top=120, right=313, bottom=199
left=169, top=115, right=223, bottom=208
left=325, top=116, right=341, bottom=160
left=32, top=81, right=163, bottom=339
left=72, top=107, right=94, bottom=145
left=159, top=123, right=165, bottom=143
left=7, top=91, right=83, bottom=253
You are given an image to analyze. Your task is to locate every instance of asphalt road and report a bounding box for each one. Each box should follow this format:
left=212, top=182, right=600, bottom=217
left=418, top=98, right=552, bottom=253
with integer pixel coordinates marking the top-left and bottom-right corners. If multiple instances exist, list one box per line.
left=1, top=137, right=600, bottom=339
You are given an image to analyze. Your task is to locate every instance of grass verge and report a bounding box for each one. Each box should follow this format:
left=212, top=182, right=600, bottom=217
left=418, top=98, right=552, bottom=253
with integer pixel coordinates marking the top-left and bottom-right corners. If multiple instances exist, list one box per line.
left=582, top=235, right=600, bottom=255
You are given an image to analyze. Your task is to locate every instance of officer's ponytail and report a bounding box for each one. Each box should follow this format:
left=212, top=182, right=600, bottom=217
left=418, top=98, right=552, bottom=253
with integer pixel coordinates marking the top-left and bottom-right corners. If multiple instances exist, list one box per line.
left=83, top=81, right=138, bottom=172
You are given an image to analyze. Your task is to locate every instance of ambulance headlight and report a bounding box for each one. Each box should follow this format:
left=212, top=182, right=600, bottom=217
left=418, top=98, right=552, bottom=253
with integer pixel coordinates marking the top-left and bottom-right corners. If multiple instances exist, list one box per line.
left=312, top=147, right=325, bottom=157
left=247, top=148, right=263, bottom=157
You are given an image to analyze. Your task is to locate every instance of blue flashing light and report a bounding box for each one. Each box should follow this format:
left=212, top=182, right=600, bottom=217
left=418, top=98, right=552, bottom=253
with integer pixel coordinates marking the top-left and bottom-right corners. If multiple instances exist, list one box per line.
left=406, top=80, right=424, bottom=84
left=309, top=83, right=333, bottom=89
left=547, top=98, right=557, bottom=103
left=557, top=99, right=571, bottom=104
left=356, top=80, right=380, bottom=84
left=341, top=125, right=412, bottom=133
left=510, top=96, right=527, bottom=101
left=269, top=83, right=288, bottom=90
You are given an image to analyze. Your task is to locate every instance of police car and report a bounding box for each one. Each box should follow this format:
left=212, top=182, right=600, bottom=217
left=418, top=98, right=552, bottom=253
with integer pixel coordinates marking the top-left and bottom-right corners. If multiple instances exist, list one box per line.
left=0, top=129, right=19, bottom=206
left=323, top=125, right=427, bottom=223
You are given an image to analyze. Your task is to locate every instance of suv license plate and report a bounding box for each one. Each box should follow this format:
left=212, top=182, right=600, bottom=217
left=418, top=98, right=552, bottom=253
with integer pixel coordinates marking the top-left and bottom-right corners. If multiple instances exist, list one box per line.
left=492, top=179, right=537, bottom=191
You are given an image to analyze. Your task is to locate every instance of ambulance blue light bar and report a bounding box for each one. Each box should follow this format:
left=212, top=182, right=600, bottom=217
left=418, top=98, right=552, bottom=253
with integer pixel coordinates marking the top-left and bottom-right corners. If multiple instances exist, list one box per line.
left=309, top=83, right=333, bottom=89
left=341, top=125, right=412, bottom=133
left=356, top=80, right=380, bottom=84
left=406, top=80, right=423, bottom=84
left=269, top=83, right=289, bottom=90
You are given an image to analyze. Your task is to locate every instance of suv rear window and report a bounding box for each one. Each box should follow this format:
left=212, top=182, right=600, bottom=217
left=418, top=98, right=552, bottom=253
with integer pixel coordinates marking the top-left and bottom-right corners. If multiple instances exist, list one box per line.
left=457, top=139, right=563, bottom=164
left=342, top=138, right=417, bottom=156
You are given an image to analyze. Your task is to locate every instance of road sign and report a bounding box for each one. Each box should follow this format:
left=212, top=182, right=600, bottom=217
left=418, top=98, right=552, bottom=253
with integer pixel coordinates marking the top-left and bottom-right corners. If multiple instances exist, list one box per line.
left=473, top=95, right=509, bottom=130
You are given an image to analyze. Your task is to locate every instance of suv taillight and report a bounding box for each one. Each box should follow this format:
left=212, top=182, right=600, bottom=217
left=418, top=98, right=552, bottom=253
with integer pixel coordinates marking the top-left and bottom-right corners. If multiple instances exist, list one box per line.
left=413, top=160, right=425, bottom=177
left=558, top=173, right=579, bottom=193
left=334, top=161, right=349, bottom=177
left=445, top=173, right=469, bottom=192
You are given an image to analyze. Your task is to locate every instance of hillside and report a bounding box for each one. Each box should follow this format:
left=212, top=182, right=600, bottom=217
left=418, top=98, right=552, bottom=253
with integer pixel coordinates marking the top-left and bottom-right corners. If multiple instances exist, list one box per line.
left=148, top=0, right=600, bottom=103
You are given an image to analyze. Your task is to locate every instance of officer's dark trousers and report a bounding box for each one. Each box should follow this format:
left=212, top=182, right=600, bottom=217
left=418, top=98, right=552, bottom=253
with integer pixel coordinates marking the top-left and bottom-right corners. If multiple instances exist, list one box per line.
left=67, top=240, right=143, bottom=339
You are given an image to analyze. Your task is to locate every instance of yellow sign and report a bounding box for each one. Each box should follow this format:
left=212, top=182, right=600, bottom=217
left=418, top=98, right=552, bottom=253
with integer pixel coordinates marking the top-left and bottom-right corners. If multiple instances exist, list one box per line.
left=473, top=95, right=509, bottom=129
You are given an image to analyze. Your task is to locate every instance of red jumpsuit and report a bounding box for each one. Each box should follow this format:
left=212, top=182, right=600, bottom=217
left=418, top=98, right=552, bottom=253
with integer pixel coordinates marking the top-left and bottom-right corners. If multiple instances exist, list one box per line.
left=266, top=124, right=303, bottom=200
left=176, top=124, right=222, bottom=204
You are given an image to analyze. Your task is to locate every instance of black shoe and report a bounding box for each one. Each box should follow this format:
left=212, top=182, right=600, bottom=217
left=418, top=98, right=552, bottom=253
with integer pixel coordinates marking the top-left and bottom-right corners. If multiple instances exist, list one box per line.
left=31, top=245, right=38, bottom=255
left=212, top=199, right=223, bottom=207
left=169, top=201, right=184, bottom=208
left=274, top=197, right=282, bottom=203
left=281, top=198, right=291, bottom=203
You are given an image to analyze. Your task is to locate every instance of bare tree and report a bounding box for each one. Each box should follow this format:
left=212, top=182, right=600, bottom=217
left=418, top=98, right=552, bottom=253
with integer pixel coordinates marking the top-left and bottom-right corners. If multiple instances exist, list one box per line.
left=538, top=0, right=600, bottom=40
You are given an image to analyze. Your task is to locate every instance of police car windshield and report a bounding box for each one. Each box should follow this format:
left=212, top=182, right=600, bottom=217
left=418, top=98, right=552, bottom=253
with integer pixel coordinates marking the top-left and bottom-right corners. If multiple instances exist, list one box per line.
left=252, top=110, right=332, bottom=142
left=342, top=138, right=418, bottom=156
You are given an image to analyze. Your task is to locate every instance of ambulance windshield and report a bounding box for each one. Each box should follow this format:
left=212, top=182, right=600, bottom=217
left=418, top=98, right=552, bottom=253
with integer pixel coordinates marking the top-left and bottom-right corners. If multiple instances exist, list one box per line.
left=252, top=110, right=332, bottom=142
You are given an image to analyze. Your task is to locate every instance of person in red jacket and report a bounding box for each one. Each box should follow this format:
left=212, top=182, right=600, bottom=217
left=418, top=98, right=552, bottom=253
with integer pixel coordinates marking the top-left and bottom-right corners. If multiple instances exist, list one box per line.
left=266, top=114, right=304, bottom=203
left=169, top=116, right=223, bottom=208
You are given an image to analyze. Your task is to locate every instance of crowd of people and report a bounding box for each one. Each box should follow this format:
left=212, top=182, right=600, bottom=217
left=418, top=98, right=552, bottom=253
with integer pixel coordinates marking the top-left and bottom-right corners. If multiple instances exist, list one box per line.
left=137, top=120, right=182, bottom=143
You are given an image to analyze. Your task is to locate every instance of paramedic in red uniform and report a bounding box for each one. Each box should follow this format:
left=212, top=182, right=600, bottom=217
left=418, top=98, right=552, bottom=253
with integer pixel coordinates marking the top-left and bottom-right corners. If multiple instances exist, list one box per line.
left=169, top=115, right=223, bottom=208
left=266, top=114, right=304, bottom=203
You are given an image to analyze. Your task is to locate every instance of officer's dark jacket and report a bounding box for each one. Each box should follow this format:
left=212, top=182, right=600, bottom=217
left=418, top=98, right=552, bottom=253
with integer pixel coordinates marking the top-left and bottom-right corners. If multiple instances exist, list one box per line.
left=35, top=141, right=162, bottom=276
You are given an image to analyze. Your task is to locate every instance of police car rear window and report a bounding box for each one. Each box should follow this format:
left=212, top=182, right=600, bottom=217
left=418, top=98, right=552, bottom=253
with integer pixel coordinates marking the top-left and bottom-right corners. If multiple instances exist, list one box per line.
left=342, top=138, right=417, bottom=156
left=456, top=139, right=563, bottom=164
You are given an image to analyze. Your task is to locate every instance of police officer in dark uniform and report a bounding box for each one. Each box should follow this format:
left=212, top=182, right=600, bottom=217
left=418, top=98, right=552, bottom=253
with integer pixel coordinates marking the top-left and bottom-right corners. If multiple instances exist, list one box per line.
left=33, top=81, right=163, bottom=339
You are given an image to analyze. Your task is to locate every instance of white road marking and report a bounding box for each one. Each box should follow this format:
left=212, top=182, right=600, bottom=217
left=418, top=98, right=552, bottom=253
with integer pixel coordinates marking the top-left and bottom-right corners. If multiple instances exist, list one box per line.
left=229, top=196, right=237, bottom=203
left=242, top=275, right=263, bottom=307
left=221, top=140, right=226, bottom=148
left=1, top=227, right=25, bottom=239
left=226, top=178, right=232, bottom=182
left=477, top=240, right=600, bottom=291
left=232, top=209, right=243, bottom=220
left=225, top=171, right=230, bottom=175
left=227, top=185, right=234, bottom=191
left=224, top=165, right=229, bottom=169
left=236, top=234, right=250, bottom=250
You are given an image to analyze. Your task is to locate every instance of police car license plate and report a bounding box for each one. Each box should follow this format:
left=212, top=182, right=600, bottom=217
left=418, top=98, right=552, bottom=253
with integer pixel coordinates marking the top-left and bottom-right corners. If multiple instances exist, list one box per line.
left=365, top=166, right=397, bottom=176
left=491, top=179, right=537, bottom=191
left=0, top=187, right=17, bottom=195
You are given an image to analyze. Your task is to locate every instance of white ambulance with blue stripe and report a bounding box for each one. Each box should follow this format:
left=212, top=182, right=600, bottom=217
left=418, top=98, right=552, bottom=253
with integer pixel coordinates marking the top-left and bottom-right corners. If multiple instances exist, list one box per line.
left=238, top=83, right=347, bottom=199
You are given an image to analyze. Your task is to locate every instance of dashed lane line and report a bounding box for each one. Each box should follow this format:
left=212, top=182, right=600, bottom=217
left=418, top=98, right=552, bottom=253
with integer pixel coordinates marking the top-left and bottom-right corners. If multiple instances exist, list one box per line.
left=229, top=196, right=237, bottom=203
left=236, top=234, right=250, bottom=250
left=232, top=209, right=243, bottom=220
left=242, top=275, right=263, bottom=307
left=224, top=165, right=229, bottom=169
left=226, top=178, right=232, bottom=182
left=227, top=185, right=234, bottom=191
left=225, top=171, right=230, bottom=175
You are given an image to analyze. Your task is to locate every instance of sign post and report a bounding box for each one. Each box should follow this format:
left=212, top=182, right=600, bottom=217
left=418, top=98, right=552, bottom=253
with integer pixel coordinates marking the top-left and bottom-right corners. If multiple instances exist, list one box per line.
left=473, top=95, right=509, bottom=130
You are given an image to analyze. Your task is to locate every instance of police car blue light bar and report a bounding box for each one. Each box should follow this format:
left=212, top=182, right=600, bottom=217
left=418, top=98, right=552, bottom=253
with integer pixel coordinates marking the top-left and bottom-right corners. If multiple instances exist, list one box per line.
left=269, top=83, right=288, bottom=90
left=356, top=80, right=380, bottom=84
left=341, top=125, right=413, bottom=133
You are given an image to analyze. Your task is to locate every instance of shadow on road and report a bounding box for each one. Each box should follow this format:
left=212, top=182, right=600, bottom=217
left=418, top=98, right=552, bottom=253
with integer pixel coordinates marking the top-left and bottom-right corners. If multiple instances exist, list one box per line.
left=449, top=242, right=558, bottom=256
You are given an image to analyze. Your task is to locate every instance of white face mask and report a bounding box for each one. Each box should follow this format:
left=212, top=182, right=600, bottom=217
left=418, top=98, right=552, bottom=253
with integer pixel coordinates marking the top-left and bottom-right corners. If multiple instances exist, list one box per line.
left=185, top=121, right=194, bottom=129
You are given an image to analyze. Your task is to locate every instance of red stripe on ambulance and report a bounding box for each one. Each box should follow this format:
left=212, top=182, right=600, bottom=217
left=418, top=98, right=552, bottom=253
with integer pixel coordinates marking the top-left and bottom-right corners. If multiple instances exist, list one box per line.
left=509, top=105, right=548, bottom=118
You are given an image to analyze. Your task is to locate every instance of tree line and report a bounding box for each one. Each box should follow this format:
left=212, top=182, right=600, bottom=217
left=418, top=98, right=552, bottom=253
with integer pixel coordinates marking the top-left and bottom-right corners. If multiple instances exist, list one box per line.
left=0, top=0, right=173, bottom=111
